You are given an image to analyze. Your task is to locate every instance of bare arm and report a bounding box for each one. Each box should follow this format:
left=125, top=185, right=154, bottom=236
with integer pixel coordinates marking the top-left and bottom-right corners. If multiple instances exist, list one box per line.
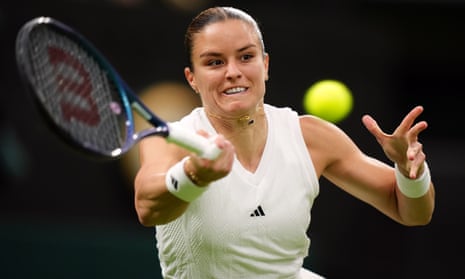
left=134, top=133, right=234, bottom=226
left=301, top=106, right=435, bottom=226
left=361, top=105, right=435, bottom=225
left=134, top=136, right=189, bottom=226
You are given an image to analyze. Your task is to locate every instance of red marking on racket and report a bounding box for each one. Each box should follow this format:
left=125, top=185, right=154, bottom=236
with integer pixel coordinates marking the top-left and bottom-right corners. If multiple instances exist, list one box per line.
left=47, top=46, right=100, bottom=126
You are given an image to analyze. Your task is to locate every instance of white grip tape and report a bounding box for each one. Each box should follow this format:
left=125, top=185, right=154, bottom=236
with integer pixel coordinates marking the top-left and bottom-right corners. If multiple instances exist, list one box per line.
left=167, top=123, right=221, bottom=160
left=165, top=157, right=208, bottom=202
left=395, top=162, right=431, bottom=198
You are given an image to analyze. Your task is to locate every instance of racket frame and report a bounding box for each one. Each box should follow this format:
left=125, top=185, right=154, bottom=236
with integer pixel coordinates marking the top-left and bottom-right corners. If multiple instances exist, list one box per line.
left=15, top=17, right=220, bottom=160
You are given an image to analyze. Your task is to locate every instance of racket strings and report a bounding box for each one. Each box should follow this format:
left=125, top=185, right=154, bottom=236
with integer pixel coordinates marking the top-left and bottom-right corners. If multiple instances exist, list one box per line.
left=28, top=26, right=127, bottom=154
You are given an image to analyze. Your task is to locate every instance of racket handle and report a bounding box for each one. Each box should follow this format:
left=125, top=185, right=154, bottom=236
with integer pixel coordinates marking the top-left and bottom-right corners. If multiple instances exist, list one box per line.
left=166, top=123, right=222, bottom=160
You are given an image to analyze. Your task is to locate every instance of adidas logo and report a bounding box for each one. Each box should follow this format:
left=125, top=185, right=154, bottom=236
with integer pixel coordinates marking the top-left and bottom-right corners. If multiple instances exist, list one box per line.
left=250, top=205, right=266, bottom=217
left=170, top=176, right=178, bottom=190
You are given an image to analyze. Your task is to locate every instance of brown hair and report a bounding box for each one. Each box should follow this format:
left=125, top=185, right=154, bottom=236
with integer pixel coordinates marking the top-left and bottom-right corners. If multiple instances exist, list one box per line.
left=184, top=6, right=265, bottom=70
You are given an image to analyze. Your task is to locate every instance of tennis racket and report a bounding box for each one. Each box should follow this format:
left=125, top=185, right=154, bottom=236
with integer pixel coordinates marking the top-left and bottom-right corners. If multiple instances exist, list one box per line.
left=15, top=17, right=221, bottom=160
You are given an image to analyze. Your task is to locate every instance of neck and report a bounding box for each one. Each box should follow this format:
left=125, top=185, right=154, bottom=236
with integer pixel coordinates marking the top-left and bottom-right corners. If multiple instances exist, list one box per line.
left=206, top=105, right=267, bottom=172
left=206, top=105, right=265, bottom=131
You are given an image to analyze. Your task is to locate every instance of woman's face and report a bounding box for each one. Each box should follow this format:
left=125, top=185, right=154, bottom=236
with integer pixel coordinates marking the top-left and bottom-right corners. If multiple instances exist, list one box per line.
left=184, top=19, right=269, bottom=118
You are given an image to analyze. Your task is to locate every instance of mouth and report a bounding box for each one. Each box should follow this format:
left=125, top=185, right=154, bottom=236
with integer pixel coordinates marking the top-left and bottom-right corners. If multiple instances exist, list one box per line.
left=224, top=87, right=248, bottom=95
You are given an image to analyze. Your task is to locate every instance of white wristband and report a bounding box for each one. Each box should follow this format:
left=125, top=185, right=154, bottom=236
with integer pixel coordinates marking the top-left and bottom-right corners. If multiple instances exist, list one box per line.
left=395, top=162, right=431, bottom=198
left=165, top=157, right=208, bottom=202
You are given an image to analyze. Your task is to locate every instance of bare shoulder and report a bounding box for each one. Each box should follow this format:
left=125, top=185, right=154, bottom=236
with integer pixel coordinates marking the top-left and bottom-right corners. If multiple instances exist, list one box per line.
left=299, top=115, right=360, bottom=176
left=299, top=115, right=353, bottom=146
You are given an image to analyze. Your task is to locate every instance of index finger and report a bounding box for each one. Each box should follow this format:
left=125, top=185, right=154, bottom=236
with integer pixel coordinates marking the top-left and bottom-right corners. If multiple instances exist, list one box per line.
left=395, top=105, right=424, bottom=134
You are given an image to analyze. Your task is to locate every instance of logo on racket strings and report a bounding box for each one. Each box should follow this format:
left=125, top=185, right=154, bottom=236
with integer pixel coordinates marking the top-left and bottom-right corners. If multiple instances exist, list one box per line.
left=48, top=46, right=101, bottom=126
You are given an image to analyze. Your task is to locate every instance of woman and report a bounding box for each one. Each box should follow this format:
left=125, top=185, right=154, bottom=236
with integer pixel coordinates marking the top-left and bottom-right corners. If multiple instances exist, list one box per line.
left=134, top=6, right=435, bottom=279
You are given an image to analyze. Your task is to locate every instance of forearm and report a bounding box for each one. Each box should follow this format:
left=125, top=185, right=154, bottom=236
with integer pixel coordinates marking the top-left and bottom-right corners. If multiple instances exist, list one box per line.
left=134, top=171, right=189, bottom=226
left=395, top=163, right=435, bottom=226
left=396, top=184, right=435, bottom=226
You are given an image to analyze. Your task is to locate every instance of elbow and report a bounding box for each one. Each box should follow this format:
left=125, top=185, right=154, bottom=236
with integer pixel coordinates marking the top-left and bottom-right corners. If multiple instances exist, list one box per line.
left=399, top=190, right=436, bottom=227
left=135, top=203, right=172, bottom=227
left=134, top=191, right=156, bottom=227
left=134, top=183, right=172, bottom=226
left=134, top=179, right=189, bottom=226
left=137, top=211, right=180, bottom=227
left=135, top=201, right=186, bottom=226
left=134, top=195, right=164, bottom=226
left=420, top=212, right=434, bottom=226
left=135, top=206, right=157, bottom=227
left=405, top=213, right=433, bottom=227
left=401, top=209, right=434, bottom=227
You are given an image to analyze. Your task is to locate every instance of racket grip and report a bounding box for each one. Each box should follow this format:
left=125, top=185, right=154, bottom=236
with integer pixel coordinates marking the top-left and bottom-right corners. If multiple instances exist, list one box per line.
left=166, top=123, right=221, bottom=160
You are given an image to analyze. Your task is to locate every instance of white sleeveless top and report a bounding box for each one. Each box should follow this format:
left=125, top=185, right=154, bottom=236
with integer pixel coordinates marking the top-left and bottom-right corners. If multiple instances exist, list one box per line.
left=155, top=104, right=320, bottom=279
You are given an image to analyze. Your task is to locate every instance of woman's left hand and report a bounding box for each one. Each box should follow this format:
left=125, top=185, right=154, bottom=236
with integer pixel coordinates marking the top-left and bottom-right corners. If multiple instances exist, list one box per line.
left=362, top=105, right=428, bottom=179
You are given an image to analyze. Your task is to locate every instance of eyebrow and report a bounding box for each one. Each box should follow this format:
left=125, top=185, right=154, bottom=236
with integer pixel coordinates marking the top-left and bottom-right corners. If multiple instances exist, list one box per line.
left=199, top=44, right=258, bottom=58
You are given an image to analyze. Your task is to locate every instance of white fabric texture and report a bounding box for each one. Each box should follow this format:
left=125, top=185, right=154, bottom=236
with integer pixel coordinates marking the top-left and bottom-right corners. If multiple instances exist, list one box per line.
left=156, top=105, right=321, bottom=278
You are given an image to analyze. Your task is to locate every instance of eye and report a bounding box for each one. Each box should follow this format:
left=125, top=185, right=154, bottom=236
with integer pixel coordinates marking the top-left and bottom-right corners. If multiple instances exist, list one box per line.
left=241, top=54, right=254, bottom=61
left=207, top=59, right=224, bottom=66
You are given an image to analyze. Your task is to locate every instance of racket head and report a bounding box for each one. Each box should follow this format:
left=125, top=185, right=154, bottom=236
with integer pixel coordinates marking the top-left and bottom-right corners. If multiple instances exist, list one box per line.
left=15, top=17, right=166, bottom=159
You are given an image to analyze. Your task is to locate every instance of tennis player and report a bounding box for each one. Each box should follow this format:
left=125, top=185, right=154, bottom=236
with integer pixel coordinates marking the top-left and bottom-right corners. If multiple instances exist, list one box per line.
left=134, top=6, right=435, bottom=278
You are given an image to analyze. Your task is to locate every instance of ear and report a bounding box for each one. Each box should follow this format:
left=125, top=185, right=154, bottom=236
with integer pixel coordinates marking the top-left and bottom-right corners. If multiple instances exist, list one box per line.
left=263, top=52, right=270, bottom=81
left=184, top=67, right=198, bottom=93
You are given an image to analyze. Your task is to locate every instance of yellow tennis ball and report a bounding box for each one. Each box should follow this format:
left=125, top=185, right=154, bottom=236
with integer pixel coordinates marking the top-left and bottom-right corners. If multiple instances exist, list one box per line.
left=303, top=79, right=353, bottom=123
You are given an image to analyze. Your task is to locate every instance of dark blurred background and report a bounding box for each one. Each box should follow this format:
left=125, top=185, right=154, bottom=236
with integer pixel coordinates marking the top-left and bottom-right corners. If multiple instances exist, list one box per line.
left=1, top=0, right=464, bottom=278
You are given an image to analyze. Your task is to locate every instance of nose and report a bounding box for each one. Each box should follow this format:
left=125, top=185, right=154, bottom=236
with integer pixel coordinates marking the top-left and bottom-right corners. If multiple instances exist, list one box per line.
left=225, top=61, right=242, bottom=80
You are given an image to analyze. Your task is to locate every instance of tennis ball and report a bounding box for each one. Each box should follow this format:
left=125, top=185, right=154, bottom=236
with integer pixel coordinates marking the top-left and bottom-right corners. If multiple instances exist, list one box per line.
left=303, top=79, right=353, bottom=123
